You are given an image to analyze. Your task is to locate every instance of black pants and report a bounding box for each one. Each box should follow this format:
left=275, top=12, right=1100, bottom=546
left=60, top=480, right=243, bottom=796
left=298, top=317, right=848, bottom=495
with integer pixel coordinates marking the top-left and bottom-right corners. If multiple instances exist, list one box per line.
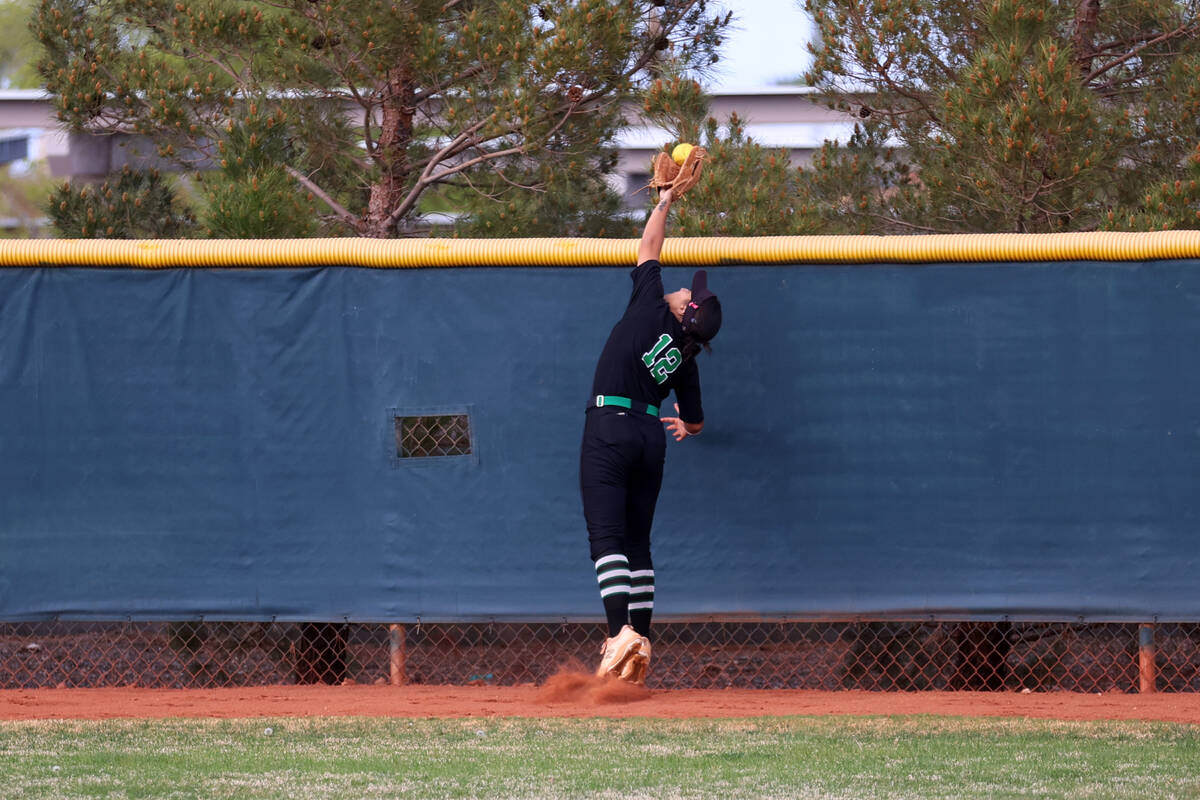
left=579, top=406, right=666, bottom=571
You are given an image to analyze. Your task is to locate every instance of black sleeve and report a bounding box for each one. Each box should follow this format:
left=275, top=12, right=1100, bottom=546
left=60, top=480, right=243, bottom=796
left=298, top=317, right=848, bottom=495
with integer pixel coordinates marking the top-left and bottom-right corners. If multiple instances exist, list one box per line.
left=671, top=359, right=703, bottom=425
left=628, top=259, right=665, bottom=309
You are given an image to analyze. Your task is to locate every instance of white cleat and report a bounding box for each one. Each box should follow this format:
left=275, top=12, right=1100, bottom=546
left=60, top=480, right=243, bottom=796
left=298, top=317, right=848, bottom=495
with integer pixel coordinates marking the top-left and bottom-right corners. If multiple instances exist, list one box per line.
left=619, top=636, right=651, bottom=685
left=595, top=625, right=644, bottom=680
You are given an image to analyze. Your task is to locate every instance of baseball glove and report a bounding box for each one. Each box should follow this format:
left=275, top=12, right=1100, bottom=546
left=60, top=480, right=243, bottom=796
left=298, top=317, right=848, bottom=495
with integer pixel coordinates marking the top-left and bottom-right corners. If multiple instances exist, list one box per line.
left=669, top=146, right=707, bottom=197
left=648, top=151, right=680, bottom=190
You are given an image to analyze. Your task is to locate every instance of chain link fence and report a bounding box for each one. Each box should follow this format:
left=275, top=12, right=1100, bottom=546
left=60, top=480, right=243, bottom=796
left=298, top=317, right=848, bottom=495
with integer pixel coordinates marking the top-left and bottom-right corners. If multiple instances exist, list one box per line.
left=3, top=620, right=1196, bottom=692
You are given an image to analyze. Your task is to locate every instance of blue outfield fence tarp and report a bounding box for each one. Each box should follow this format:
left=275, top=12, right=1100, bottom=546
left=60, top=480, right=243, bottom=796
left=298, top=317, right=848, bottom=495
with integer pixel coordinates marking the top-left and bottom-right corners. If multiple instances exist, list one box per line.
left=1, top=262, right=1198, bottom=622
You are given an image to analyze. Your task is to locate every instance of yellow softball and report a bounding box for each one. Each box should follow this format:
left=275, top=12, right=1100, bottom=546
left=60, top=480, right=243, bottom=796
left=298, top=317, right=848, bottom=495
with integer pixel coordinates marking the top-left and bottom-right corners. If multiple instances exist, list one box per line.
left=671, top=143, right=694, bottom=166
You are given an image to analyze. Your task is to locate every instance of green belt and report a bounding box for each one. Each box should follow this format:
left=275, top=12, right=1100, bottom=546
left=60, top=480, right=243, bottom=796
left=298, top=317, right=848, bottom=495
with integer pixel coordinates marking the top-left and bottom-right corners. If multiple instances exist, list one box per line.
left=593, top=395, right=659, bottom=416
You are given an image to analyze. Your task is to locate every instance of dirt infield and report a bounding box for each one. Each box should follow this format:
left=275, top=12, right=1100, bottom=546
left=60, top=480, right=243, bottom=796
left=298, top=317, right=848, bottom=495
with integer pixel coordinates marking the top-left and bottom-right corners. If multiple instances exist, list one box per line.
left=4, top=670, right=1200, bottom=724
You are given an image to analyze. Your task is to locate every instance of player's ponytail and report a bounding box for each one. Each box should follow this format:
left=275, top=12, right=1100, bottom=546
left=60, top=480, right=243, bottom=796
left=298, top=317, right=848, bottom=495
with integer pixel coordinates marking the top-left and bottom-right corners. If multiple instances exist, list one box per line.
left=679, top=333, right=711, bottom=362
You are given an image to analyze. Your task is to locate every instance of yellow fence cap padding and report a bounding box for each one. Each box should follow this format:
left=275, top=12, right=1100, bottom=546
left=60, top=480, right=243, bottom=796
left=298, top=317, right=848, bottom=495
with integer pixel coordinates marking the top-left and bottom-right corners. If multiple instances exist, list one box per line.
left=5, top=231, right=1200, bottom=268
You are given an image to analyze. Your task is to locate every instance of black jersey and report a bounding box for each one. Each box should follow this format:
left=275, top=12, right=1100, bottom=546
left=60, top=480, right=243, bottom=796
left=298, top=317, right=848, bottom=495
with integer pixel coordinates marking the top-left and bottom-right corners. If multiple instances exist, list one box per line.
left=589, top=260, right=703, bottom=424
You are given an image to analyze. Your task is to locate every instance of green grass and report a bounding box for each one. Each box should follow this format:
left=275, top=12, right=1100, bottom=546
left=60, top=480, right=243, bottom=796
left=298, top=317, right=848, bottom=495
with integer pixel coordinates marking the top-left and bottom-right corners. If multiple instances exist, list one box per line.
left=2, top=716, right=1199, bottom=799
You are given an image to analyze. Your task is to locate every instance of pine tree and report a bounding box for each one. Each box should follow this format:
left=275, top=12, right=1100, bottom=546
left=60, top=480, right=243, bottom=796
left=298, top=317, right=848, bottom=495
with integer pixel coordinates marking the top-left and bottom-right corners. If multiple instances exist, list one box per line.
left=35, top=0, right=727, bottom=238
left=0, top=0, right=40, bottom=88
left=801, top=0, right=1200, bottom=233
left=196, top=108, right=319, bottom=237
left=47, top=166, right=194, bottom=238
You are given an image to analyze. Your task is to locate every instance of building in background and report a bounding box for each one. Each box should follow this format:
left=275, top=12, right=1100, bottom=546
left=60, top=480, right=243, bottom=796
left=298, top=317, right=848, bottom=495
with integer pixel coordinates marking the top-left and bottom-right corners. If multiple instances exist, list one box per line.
left=0, top=89, right=68, bottom=175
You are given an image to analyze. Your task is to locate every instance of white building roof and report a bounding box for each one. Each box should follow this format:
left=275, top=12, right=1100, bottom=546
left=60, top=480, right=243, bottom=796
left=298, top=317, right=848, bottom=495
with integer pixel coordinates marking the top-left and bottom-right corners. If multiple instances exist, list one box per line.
left=616, top=121, right=860, bottom=151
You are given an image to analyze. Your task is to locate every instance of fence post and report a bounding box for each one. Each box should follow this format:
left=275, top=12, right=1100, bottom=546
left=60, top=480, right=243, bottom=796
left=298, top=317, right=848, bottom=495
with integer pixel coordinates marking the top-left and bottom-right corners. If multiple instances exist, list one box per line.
left=389, top=624, right=407, bottom=686
left=1138, top=623, right=1156, bottom=694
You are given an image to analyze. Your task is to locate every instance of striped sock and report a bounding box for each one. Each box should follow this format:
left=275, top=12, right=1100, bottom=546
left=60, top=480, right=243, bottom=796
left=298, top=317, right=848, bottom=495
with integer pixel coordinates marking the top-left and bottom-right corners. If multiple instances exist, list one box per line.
left=628, top=568, right=655, bottom=636
left=595, top=554, right=631, bottom=638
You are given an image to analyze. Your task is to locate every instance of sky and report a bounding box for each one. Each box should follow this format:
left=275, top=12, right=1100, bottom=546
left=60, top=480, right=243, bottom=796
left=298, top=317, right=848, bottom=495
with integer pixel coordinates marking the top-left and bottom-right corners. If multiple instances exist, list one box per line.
left=708, top=0, right=815, bottom=90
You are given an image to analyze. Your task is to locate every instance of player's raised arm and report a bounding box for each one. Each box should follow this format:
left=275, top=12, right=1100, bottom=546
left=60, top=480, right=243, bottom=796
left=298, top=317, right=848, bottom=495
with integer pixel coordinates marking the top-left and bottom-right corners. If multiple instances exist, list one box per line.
left=636, top=187, right=673, bottom=266
left=638, top=144, right=708, bottom=266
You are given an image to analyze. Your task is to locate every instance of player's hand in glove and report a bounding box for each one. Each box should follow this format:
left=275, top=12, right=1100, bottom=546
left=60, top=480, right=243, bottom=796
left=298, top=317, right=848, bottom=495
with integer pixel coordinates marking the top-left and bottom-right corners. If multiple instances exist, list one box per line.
left=648, top=152, right=680, bottom=191
left=669, top=146, right=706, bottom=197
left=661, top=403, right=703, bottom=442
left=647, top=147, right=706, bottom=198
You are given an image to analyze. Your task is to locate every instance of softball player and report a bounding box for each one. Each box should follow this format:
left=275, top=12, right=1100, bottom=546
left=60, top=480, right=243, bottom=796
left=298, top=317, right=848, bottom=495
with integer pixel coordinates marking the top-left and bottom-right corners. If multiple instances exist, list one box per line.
left=580, top=186, right=723, bottom=683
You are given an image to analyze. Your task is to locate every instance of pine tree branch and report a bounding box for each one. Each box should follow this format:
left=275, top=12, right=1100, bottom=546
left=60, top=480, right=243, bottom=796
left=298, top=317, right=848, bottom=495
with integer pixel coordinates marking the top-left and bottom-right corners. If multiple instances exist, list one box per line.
left=380, top=124, right=489, bottom=230
left=434, top=148, right=528, bottom=183
left=198, top=52, right=242, bottom=86
left=1088, top=22, right=1200, bottom=61
left=865, top=213, right=944, bottom=233
left=411, top=64, right=488, bottom=104
left=869, top=66, right=941, bottom=125
left=383, top=100, right=580, bottom=232
left=406, top=87, right=585, bottom=177
left=453, top=170, right=508, bottom=201
left=384, top=143, right=527, bottom=230
left=940, top=187, right=1011, bottom=223
left=300, top=44, right=375, bottom=150
left=1084, top=23, right=1199, bottom=85
left=489, top=165, right=546, bottom=192
left=459, top=164, right=545, bottom=198
left=611, top=0, right=710, bottom=89
left=832, top=6, right=945, bottom=124
left=408, top=119, right=491, bottom=173
left=283, top=165, right=362, bottom=230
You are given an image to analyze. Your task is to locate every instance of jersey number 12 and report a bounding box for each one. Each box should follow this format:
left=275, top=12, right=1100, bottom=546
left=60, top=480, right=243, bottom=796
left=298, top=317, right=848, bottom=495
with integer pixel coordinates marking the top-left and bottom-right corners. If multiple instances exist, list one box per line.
left=642, top=333, right=682, bottom=384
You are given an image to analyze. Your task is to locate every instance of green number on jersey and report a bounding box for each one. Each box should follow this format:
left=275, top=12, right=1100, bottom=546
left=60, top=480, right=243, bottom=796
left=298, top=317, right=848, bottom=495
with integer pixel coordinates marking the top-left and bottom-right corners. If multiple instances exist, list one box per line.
left=642, top=333, right=683, bottom=385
